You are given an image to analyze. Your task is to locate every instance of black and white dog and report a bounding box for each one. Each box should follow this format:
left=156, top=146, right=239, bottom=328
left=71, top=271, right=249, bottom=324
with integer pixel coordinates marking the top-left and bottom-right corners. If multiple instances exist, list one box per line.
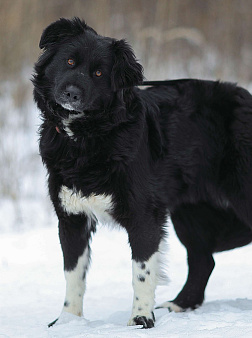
left=33, top=18, right=252, bottom=328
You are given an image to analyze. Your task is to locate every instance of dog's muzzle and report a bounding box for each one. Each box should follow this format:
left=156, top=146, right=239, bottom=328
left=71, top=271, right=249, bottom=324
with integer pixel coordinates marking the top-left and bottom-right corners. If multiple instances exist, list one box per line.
left=55, top=85, right=85, bottom=112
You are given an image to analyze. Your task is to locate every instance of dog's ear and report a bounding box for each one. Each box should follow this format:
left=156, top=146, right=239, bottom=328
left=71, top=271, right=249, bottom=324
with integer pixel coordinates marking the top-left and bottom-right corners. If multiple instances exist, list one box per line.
left=39, top=17, right=96, bottom=49
left=111, top=39, right=144, bottom=91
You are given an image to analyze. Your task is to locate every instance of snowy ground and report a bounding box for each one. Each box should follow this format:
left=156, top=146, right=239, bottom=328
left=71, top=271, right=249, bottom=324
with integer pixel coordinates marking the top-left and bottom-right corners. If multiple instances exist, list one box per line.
left=1, top=218, right=252, bottom=338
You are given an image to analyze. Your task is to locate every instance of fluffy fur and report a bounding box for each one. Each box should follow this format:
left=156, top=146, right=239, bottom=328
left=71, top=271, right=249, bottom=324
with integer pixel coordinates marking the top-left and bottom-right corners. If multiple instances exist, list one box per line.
left=33, top=17, right=252, bottom=328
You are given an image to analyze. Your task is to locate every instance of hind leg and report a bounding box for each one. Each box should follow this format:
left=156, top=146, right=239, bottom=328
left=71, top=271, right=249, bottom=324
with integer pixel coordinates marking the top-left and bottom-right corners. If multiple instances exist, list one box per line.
left=164, top=203, right=252, bottom=312
left=161, top=249, right=215, bottom=312
left=160, top=202, right=252, bottom=311
left=159, top=203, right=217, bottom=311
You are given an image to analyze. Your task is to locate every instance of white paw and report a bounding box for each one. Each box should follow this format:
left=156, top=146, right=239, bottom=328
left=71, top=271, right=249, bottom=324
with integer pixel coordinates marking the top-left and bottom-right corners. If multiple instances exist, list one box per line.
left=156, top=301, right=183, bottom=313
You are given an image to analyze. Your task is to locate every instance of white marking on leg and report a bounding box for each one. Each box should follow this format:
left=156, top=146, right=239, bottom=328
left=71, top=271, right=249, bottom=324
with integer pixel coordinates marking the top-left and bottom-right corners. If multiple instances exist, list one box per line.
left=156, top=301, right=183, bottom=312
left=128, top=251, right=159, bottom=325
left=59, top=185, right=114, bottom=227
left=62, top=247, right=89, bottom=317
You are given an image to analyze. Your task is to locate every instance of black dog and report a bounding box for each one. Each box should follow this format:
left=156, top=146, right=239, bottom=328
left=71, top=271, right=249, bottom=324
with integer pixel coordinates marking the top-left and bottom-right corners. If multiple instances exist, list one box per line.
left=33, top=17, right=252, bottom=328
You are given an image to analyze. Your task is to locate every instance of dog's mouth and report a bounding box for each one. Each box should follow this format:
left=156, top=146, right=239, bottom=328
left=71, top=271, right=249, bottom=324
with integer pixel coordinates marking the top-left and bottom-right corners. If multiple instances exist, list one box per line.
left=60, top=102, right=79, bottom=112
left=52, top=101, right=98, bottom=125
left=48, top=102, right=83, bottom=123
left=55, top=98, right=85, bottom=114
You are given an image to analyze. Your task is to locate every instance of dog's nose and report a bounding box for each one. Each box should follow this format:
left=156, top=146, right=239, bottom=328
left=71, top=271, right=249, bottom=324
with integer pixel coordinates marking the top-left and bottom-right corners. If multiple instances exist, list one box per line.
left=64, top=85, right=82, bottom=101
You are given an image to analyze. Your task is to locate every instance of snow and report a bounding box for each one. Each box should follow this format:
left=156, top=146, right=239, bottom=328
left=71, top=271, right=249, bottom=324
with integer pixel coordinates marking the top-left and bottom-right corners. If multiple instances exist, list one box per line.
left=1, top=219, right=252, bottom=337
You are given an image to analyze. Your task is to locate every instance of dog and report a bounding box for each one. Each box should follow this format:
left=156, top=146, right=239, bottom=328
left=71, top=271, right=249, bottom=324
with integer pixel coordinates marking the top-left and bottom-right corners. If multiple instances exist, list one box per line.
left=33, top=17, right=252, bottom=328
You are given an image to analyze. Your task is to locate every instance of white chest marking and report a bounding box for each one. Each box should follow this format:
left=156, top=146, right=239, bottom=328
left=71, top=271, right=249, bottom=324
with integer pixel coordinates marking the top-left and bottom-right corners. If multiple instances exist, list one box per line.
left=59, top=185, right=114, bottom=225
left=62, top=113, right=85, bottom=138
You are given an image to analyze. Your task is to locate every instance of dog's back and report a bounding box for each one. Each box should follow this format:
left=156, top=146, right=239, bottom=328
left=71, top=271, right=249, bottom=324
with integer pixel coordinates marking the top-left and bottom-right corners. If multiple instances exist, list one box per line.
left=141, top=80, right=252, bottom=220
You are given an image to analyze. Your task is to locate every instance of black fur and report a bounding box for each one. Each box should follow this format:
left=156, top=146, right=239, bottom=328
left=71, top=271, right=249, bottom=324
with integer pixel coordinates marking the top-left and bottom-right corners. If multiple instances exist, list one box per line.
left=33, top=18, right=252, bottom=327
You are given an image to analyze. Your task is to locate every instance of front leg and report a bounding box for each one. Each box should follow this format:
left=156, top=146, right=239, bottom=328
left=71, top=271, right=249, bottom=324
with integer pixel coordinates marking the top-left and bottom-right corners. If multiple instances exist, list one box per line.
left=49, top=213, right=95, bottom=326
left=127, top=254, right=158, bottom=328
left=62, top=241, right=89, bottom=317
left=126, top=222, right=165, bottom=328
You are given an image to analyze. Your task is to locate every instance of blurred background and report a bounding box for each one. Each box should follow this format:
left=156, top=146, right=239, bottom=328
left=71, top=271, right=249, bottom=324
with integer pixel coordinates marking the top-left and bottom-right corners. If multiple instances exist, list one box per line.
left=0, top=0, right=252, bottom=232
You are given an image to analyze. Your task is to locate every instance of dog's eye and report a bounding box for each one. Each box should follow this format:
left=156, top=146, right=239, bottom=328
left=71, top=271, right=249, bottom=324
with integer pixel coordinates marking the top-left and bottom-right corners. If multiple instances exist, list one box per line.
left=95, top=70, right=102, bottom=77
left=67, top=58, right=75, bottom=66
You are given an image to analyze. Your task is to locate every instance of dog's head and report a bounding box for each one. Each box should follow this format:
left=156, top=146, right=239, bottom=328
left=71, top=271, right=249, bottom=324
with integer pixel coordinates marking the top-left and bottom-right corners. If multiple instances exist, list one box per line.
left=34, top=17, right=143, bottom=115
